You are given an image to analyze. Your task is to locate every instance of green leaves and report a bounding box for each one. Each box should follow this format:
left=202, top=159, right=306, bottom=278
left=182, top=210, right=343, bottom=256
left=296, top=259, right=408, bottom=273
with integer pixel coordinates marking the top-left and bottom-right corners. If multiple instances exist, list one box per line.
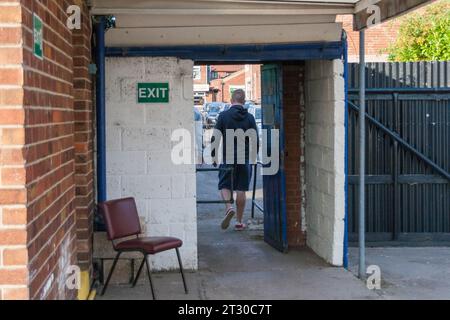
left=388, top=0, right=450, bottom=62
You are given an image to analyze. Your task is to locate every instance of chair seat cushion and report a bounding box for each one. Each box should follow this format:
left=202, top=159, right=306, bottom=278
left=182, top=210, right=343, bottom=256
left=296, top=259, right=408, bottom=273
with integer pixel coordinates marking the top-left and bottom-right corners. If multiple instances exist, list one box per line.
left=116, top=236, right=182, bottom=254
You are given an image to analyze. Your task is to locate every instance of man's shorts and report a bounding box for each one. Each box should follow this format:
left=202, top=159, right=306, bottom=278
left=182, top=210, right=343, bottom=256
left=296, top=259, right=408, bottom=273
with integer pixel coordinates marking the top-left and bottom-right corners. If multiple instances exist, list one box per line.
left=218, top=164, right=252, bottom=191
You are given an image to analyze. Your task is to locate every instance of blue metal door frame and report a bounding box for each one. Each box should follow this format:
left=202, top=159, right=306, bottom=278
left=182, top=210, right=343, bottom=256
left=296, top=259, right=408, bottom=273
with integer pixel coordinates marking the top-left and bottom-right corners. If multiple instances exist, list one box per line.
left=94, top=31, right=349, bottom=261
left=261, top=63, right=288, bottom=252
left=105, top=42, right=344, bottom=62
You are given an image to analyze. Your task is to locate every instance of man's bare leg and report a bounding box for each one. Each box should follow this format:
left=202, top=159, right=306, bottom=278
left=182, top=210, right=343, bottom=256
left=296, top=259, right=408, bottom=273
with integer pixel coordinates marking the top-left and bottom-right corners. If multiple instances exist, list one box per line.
left=220, top=188, right=233, bottom=210
left=235, top=191, right=246, bottom=224
left=220, top=188, right=235, bottom=229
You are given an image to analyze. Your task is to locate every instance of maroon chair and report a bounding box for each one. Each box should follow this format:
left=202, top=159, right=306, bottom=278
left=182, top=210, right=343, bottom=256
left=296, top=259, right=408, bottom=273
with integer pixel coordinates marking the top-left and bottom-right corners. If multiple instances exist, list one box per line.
left=98, top=197, right=187, bottom=299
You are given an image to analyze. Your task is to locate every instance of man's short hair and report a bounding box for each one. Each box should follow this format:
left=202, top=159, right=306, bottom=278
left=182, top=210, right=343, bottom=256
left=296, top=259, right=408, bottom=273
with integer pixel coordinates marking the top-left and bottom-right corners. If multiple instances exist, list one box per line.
left=231, top=89, right=245, bottom=105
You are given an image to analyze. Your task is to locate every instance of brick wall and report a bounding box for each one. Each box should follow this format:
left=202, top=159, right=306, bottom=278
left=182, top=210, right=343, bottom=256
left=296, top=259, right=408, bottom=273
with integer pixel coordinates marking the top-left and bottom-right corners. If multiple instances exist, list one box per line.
left=244, top=64, right=261, bottom=104
left=210, top=69, right=246, bottom=103
left=0, top=0, right=28, bottom=300
left=282, top=64, right=306, bottom=248
left=0, top=0, right=94, bottom=300
left=338, top=15, right=401, bottom=62
left=193, top=65, right=207, bottom=85
left=72, top=1, right=94, bottom=273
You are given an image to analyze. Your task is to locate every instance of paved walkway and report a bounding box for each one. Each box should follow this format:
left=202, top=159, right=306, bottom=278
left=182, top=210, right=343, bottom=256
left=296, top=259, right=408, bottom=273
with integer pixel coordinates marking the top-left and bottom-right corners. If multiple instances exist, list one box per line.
left=348, top=247, right=450, bottom=300
left=98, top=169, right=377, bottom=300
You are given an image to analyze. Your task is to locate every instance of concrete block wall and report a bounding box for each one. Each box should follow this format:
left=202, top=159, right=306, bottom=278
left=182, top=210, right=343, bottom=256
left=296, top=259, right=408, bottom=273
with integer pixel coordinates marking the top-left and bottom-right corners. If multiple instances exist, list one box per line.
left=105, top=57, right=198, bottom=270
left=304, top=59, right=345, bottom=266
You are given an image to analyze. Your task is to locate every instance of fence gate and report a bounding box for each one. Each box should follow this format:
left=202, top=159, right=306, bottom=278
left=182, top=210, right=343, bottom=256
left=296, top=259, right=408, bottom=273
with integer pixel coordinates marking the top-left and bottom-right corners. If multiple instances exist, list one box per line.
left=348, top=61, right=450, bottom=245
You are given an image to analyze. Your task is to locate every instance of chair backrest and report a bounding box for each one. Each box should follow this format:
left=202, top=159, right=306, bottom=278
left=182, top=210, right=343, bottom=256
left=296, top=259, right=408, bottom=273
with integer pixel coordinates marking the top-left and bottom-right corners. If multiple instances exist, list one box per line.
left=98, top=197, right=141, bottom=241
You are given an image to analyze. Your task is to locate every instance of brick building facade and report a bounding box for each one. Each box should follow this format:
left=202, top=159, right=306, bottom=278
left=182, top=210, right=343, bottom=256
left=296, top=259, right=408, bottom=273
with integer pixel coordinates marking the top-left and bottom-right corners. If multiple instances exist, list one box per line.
left=0, top=0, right=94, bottom=300
left=209, top=68, right=246, bottom=103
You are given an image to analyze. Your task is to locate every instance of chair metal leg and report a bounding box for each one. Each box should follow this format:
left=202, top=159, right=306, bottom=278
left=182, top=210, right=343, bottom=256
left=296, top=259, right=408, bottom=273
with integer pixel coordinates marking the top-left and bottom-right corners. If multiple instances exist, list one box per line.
left=132, top=257, right=145, bottom=288
left=144, top=255, right=156, bottom=300
left=101, top=252, right=121, bottom=296
left=176, top=248, right=188, bottom=294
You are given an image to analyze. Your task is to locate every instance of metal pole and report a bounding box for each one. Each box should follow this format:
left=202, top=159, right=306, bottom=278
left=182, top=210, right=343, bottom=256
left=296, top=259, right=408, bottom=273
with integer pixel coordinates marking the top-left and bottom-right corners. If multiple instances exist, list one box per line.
left=95, top=17, right=107, bottom=203
left=342, top=31, right=349, bottom=269
left=358, top=30, right=366, bottom=279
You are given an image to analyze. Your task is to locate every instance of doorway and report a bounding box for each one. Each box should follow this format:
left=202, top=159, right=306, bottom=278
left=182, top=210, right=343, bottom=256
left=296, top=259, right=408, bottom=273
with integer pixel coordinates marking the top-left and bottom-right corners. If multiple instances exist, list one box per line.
left=102, top=42, right=346, bottom=271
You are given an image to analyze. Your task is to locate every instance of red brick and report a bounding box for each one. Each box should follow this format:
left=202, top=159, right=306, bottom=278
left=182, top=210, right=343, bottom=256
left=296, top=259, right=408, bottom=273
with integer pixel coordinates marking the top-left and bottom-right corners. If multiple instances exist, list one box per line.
left=2, top=287, right=28, bottom=300
left=0, top=229, right=27, bottom=245
left=0, top=188, right=26, bottom=205
left=0, top=88, right=23, bottom=106
left=0, top=109, right=24, bottom=125
left=3, top=248, right=28, bottom=266
left=2, top=207, right=27, bottom=225
left=0, top=268, right=27, bottom=285
left=0, top=47, right=22, bottom=65
left=0, top=27, right=21, bottom=45
left=1, top=128, right=25, bottom=145
left=0, top=5, right=21, bottom=24
left=0, top=68, right=22, bottom=85
left=1, top=167, right=26, bottom=185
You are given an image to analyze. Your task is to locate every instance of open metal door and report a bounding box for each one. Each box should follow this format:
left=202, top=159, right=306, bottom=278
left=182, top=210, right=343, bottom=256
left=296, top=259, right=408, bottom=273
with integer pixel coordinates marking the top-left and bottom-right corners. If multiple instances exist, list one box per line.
left=261, top=64, right=288, bottom=252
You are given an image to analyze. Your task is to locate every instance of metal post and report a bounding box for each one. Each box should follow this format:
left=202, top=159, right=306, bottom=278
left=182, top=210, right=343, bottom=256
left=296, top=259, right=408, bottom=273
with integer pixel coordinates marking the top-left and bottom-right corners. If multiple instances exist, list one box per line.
left=358, top=30, right=366, bottom=279
left=95, top=17, right=107, bottom=203
left=342, top=31, right=349, bottom=269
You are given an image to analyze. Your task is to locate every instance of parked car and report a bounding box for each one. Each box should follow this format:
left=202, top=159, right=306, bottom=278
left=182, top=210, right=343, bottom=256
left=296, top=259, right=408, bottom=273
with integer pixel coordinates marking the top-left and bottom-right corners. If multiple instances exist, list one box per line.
left=248, top=105, right=262, bottom=161
left=205, top=102, right=224, bottom=128
left=248, top=105, right=262, bottom=136
left=205, top=102, right=225, bottom=113
left=244, top=100, right=255, bottom=110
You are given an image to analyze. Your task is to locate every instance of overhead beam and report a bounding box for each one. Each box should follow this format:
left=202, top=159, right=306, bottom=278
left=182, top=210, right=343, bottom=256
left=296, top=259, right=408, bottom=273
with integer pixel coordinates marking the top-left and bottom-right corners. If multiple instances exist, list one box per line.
left=91, top=8, right=354, bottom=15
left=114, top=14, right=336, bottom=28
left=354, top=0, right=433, bottom=30
left=105, top=23, right=342, bottom=46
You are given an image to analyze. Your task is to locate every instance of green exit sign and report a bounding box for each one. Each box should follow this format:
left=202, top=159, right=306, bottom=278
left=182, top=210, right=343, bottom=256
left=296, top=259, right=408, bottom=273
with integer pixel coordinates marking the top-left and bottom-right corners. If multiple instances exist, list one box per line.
left=137, top=83, right=169, bottom=103
left=33, top=13, right=43, bottom=60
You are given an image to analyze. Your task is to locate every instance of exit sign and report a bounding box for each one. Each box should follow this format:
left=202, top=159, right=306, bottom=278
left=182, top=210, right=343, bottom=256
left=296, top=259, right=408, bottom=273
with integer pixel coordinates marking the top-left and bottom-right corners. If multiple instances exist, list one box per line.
left=137, top=83, right=169, bottom=103
left=33, top=13, right=43, bottom=60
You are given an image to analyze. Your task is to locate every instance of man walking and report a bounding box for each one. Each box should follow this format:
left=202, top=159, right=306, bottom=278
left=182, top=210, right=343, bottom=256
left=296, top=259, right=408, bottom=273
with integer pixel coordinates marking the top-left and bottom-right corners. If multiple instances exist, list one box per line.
left=211, top=89, right=259, bottom=231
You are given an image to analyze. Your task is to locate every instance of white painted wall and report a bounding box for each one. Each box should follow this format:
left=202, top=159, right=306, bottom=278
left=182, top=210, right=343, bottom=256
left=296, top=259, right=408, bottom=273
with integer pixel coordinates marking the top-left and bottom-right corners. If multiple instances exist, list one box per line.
left=304, top=59, right=345, bottom=266
left=105, top=57, right=197, bottom=270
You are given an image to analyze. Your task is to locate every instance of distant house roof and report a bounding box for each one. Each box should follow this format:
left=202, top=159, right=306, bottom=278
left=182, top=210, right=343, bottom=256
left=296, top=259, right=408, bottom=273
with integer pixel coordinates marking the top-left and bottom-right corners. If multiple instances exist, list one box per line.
left=211, top=65, right=244, bottom=73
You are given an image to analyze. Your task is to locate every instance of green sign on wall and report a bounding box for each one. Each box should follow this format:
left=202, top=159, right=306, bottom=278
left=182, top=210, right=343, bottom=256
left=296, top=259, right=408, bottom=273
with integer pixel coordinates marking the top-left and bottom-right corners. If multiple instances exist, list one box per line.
left=33, top=13, right=43, bottom=60
left=137, top=83, right=170, bottom=103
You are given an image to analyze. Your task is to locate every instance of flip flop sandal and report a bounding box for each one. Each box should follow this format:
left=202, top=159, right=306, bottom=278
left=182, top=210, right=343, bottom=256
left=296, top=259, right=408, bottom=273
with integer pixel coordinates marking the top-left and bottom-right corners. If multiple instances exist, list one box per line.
left=221, top=207, right=235, bottom=230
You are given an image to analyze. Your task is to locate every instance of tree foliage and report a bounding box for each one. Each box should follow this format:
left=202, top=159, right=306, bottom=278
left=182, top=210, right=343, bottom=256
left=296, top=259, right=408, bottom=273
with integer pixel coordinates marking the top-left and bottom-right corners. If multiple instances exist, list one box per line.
left=388, top=0, right=450, bottom=61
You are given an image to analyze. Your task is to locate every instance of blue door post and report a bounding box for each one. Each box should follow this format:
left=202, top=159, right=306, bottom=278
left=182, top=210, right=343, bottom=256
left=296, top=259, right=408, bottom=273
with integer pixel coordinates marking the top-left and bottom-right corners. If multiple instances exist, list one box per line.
left=95, top=17, right=107, bottom=203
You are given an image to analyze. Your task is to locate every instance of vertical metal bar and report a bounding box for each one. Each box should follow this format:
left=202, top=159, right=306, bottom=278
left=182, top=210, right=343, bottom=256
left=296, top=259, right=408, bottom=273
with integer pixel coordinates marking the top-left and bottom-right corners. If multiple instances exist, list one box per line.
left=95, top=17, right=107, bottom=203
left=393, top=140, right=399, bottom=240
left=251, top=163, right=257, bottom=219
left=358, top=30, right=366, bottom=279
left=342, top=32, right=349, bottom=269
left=176, top=248, right=188, bottom=294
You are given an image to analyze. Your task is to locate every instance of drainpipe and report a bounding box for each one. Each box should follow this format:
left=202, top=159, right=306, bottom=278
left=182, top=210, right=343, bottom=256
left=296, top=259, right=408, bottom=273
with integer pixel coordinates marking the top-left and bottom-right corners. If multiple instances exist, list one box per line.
left=95, top=17, right=107, bottom=204
left=342, top=31, right=349, bottom=269
left=358, top=30, right=366, bottom=279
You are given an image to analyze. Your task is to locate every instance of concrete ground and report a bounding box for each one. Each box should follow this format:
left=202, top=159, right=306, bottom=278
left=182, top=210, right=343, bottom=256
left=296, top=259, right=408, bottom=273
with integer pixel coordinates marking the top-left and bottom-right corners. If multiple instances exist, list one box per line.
left=348, top=247, right=450, bottom=300
left=96, top=163, right=450, bottom=300
left=97, top=168, right=377, bottom=300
